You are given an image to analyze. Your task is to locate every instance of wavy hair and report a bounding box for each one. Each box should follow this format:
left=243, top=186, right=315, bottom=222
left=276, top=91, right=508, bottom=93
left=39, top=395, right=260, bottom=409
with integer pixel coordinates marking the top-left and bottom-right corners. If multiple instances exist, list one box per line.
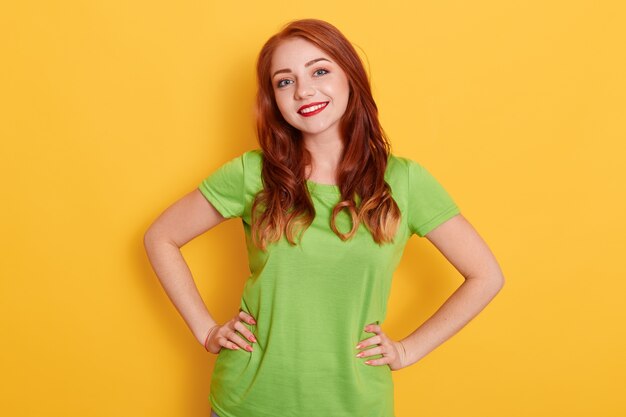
left=251, top=18, right=401, bottom=251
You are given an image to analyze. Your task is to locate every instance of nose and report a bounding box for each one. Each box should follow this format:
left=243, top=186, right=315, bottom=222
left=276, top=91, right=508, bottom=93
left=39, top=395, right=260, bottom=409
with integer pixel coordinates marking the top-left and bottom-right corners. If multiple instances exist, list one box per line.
left=295, top=82, right=315, bottom=100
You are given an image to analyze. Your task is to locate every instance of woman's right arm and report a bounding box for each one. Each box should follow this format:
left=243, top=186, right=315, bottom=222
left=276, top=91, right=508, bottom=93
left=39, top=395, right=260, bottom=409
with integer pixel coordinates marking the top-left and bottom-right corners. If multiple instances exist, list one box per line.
left=143, top=189, right=227, bottom=347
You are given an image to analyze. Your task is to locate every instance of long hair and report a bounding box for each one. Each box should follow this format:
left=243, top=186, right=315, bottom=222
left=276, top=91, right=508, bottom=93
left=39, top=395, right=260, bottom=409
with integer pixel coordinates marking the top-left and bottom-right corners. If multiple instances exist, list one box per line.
left=251, top=18, right=401, bottom=251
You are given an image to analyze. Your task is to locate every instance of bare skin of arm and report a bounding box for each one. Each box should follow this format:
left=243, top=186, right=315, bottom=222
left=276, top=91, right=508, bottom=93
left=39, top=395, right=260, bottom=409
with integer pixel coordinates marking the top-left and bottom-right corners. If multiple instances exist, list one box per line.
left=357, top=213, right=505, bottom=370
left=143, top=189, right=257, bottom=352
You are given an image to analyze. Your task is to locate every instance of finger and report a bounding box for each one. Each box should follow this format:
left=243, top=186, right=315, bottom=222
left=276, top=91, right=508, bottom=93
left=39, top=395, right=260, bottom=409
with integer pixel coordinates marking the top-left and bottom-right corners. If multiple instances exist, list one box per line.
left=364, top=356, right=390, bottom=366
left=214, top=328, right=240, bottom=350
left=355, top=345, right=384, bottom=359
left=364, top=323, right=380, bottom=333
left=238, top=310, right=257, bottom=324
left=355, top=335, right=382, bottom=350
left=234, top=320, right=258, bottom=344
left=218, top=336, right=241, bottom=350
left=226, top=328, right=254, bottom=352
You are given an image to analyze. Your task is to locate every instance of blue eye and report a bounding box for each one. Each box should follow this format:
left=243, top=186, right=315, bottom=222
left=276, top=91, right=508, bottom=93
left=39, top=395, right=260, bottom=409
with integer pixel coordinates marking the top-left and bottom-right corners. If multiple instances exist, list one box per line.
left=277, top=79, right=292, bottom=88
left=276, top=68, right=329, bottom=88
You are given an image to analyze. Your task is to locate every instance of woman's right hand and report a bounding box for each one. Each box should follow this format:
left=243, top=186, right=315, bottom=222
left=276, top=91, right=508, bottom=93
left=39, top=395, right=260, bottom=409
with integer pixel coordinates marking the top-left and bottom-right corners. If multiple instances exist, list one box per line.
left=204, top=310, right=257, bottom=354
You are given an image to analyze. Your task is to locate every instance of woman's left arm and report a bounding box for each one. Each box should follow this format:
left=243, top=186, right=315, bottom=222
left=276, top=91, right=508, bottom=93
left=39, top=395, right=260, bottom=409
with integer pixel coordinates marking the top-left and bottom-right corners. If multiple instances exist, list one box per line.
left=397, top=213, right=505, bottom=368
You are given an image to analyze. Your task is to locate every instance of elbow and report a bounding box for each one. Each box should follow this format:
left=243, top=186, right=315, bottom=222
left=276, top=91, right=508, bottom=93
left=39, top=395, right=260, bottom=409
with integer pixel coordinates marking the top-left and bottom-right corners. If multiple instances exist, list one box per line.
left=475, top=273, right=504, bottom=301
left=143, top=226, right=154, bottom=246
left=143, top=226, right=162, bottom=251
left=493, top=273, right=505, bottom=293
left=466, top=268, right=505, bottom=295
left=143, top=227, right=179, bottom=251
left=143, top=230, right=154, bottom=254
left=489, top=269, right=506, bottom=295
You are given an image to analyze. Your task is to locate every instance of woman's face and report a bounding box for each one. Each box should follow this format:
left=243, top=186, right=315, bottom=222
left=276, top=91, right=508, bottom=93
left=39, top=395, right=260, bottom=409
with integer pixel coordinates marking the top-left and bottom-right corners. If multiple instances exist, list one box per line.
left=270, top=37, right=350, bottom=141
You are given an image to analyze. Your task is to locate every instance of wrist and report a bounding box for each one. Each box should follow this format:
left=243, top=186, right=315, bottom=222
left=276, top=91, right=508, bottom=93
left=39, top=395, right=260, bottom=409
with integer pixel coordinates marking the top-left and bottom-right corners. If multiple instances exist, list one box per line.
left=399, top=337, right=418, bottom=367
left=398, top=340, right=408, bottom=366
left=203, top=323, right=220, bottom=351
left=194, top=319, right=218, bottom=345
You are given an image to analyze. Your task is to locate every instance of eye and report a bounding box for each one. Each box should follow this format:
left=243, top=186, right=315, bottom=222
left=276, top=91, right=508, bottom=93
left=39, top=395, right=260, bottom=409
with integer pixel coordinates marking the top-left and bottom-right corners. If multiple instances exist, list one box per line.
left=313, top=68, right=329, bottom=76
left=276, top=78, right=293, bottom=88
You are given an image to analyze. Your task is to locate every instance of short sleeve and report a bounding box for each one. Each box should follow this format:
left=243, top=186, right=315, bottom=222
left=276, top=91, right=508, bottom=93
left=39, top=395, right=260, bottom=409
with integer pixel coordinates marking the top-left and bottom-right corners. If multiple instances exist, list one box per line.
left=407, top=160, right=460, bottom=237
left=198, top=153, right=245, bottom=219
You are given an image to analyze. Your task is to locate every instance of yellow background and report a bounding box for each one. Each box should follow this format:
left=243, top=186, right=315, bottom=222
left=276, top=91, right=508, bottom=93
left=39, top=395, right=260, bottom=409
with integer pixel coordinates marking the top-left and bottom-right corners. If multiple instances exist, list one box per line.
left=2, top=1, right=624, bottom=416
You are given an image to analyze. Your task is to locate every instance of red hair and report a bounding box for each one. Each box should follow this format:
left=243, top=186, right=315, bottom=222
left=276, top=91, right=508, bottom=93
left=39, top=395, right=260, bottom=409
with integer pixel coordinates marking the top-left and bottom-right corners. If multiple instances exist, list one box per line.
left=251, top=18, right=401, bottom=251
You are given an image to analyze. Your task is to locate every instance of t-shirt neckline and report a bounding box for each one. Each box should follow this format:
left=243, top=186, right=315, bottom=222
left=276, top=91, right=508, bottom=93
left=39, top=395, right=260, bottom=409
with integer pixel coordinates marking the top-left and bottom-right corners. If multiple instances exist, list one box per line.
left=306, top=179, right=341, bottom=195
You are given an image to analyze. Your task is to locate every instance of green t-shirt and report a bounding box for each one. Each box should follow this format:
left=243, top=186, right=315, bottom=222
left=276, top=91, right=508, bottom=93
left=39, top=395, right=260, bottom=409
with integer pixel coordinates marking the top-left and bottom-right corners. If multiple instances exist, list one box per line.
left=198, top=149, right=460, bottom=417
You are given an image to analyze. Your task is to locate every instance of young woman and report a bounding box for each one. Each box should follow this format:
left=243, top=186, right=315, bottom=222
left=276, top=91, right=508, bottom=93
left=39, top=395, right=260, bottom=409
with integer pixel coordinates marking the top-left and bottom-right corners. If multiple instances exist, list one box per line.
left=144, top=18, right=504, bottom=417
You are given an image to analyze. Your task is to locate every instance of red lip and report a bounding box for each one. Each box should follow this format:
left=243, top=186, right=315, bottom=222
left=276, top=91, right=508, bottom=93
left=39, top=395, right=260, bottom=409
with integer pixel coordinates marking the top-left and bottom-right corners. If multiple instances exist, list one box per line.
left=297, top=101, right=329, bottom=114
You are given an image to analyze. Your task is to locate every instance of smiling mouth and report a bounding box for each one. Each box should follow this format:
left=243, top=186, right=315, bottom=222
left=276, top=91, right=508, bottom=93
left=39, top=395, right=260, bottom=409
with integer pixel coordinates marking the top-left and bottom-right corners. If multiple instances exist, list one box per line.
left=298, top=102, right=329, bottom=117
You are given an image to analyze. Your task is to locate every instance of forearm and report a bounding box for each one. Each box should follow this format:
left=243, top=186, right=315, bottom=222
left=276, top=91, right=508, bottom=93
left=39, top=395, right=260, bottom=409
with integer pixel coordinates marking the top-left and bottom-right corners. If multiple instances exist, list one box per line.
left=400, top=273, right=504, bottom=367
left=143, top=235, right=217, bottom=346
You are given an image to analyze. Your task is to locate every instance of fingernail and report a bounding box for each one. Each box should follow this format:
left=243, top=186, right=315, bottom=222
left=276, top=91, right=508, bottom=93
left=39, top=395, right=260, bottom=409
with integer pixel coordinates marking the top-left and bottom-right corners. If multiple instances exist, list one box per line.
left=364, top=360, right=371, bottom=365
left=355, top=344, right=361, bottom=349
left=246, top=345, right=253, bottom=352
left=250, top=336, right=257, bottom=342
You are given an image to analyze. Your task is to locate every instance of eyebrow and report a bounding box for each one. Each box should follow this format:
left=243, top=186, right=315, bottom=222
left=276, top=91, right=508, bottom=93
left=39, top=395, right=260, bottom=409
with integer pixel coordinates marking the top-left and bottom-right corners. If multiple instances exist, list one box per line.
left=271, top=57, right=332, bottom=79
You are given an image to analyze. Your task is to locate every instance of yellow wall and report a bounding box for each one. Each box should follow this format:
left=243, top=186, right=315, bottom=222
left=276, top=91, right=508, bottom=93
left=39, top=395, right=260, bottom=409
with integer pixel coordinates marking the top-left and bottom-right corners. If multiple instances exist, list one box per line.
left=2, top=1, right=624, bottom=416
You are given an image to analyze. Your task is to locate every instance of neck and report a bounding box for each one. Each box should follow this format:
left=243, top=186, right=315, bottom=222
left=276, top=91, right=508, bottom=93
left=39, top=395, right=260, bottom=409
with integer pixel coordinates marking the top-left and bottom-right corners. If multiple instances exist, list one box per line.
left=302, top=131, right=344, bottom=183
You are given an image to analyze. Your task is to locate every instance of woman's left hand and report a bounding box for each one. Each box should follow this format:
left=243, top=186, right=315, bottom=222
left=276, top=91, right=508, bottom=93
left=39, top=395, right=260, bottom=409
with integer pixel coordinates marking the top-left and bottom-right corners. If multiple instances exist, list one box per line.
left=355, top=323, right=409, bottom=371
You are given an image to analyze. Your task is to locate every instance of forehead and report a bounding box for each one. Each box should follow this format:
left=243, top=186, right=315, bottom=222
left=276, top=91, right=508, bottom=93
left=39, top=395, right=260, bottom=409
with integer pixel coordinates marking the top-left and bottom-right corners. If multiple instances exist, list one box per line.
left=270, top=37, right=331, bottom=70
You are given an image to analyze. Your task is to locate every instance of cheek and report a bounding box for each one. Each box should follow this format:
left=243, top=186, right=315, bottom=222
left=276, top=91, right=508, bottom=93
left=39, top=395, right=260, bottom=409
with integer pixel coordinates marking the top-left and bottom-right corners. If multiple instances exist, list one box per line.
left=274, top=94, right=300, bottom=127
left=274, top=95, right=291, bottom=118
left=336, top=81, right=351, bottom=113
left=332, top=78, right=350, bottom=107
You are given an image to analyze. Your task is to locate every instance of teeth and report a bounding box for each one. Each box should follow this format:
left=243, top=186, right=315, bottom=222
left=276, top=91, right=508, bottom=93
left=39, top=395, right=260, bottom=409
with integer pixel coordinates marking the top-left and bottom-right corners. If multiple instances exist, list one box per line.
left=300, top=103, right=327, bottom=114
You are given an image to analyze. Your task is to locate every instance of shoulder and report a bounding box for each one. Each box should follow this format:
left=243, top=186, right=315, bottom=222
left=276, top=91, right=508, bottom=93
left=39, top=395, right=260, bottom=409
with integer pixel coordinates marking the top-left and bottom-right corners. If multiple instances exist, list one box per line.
left=224, top=148, right=262, bottom=171
left=240, top=149, right=264, bottom=191
left=208, top=149, right=263, bottom=182
left=242, top=148, right=263, bottom=166
left=386, top=153, right=423, bottom=182
left=386, top=154, right=448, bottom=199
left=388, top=153, right=423, bottom=168
left=243, top=148, right=263, bottom=159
